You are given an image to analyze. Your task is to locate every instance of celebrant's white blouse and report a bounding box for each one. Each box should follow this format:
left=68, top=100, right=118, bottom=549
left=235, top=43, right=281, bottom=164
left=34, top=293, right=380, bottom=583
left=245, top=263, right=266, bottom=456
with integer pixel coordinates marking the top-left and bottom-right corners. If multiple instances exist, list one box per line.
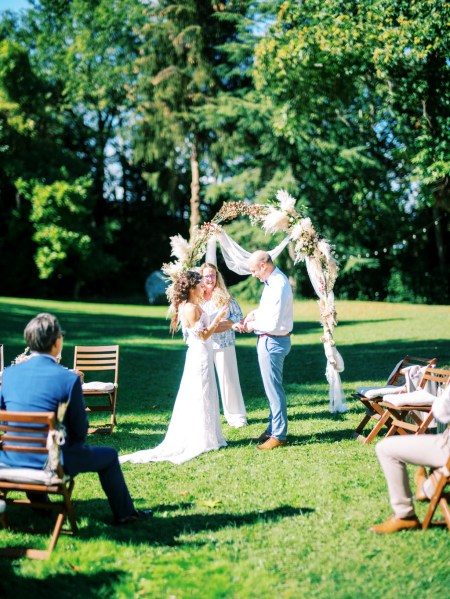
left=202, top=298, right=242, bottom=350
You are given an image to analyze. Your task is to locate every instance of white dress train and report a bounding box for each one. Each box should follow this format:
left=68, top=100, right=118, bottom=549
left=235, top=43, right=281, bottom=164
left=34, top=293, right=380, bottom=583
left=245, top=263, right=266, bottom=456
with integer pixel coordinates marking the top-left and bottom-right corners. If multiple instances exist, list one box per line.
left=119, top=311, right=227, bottom=465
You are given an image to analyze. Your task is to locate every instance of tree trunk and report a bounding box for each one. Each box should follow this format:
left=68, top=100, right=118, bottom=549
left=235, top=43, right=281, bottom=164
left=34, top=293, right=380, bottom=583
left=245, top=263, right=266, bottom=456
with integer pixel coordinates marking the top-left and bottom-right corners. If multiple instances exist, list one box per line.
left=432, top=202, right=446, bottom=275
left=189, top=137, right=201, bottom=240
left=73, top=278, right=82, bottom=300
left=93, top=111, right=108, bottom=227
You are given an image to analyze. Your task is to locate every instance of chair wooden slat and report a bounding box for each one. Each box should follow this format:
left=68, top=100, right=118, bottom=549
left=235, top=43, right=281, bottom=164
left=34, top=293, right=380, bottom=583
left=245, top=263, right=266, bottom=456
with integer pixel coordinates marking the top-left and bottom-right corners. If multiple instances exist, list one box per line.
left=0, top=410, right=77, bottom=560
left=76, top=365, right=117, bottom=371
left=73, top=345, right=119, bottom=434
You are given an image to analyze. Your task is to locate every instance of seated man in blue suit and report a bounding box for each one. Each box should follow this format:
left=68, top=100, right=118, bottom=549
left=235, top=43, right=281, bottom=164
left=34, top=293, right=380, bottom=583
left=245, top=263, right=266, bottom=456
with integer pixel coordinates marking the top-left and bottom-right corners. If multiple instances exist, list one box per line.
left=0, top=312, right=151, bottom=525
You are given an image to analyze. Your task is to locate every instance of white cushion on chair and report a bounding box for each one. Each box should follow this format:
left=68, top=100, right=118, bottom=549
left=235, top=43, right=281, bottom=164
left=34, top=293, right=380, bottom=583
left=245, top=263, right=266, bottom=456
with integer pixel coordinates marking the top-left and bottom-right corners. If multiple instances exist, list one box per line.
left=357, top=385, right=406, bottom=399
left=383, top=389, right=436, bottom=406
left=0, top=466, right=65, bottom=485
left=82, top=381, right=115, bottom=392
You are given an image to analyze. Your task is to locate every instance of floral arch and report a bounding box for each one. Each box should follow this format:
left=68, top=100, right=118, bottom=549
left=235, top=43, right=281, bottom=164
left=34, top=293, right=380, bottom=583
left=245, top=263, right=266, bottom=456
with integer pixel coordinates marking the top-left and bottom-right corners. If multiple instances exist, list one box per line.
left=162, top=190, right=347, bottom=414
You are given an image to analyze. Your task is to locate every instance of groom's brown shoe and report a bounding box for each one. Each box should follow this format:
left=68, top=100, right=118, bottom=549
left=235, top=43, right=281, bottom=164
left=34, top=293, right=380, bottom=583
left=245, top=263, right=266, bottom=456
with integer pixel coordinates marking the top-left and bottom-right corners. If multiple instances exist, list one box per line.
left=369, top=515, right=421, bottom=534
left=252, top=431, right=271, bottom=443
left=257, top=437, right=287, bottom=450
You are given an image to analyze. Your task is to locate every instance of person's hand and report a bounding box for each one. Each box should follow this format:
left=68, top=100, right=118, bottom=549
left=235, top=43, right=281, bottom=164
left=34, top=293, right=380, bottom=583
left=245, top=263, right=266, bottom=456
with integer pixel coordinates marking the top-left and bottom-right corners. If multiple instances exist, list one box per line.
left=218, top=305, right=228, bottom=319
left=243, top=312, right=255, bottom=328
left=213, top=305, right=228, bottom=330
left=232, top=321, right=252, bottom=333
left=74, top=369, right=85, bottom=383
left=245, top=321, right=255, bottom=333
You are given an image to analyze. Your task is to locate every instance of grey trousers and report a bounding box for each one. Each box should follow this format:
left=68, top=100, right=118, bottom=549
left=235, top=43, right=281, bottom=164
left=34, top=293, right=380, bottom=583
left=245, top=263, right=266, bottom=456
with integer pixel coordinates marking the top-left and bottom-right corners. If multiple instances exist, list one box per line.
left=375, top=430, right=450, bottom=518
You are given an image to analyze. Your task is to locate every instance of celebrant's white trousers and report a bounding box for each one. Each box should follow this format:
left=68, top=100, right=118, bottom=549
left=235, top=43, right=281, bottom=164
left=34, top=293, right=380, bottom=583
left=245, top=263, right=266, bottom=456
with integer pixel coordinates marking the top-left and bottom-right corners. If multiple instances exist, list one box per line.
left=375, top=430, right=450, bottom=518
left=213, top=345, right=247, bottom=427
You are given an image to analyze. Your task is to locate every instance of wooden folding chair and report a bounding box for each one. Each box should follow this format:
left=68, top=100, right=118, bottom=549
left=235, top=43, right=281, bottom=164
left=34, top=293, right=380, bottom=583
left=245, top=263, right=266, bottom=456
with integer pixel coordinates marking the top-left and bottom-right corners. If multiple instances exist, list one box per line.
left=378, top=367, right=450, bottom=438
left=73, top=345, right=119, bottom=434
left=353, top=356, right=437, bottom=444
left=422, top=454, right=450, bottom=531
left=0, top=410, right=77, bottom=559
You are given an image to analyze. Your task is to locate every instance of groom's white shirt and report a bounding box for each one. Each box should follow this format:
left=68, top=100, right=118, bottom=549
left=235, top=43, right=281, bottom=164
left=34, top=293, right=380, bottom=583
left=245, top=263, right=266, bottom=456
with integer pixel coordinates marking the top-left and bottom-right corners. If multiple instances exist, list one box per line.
left=252, top=267, right=293, bottom=336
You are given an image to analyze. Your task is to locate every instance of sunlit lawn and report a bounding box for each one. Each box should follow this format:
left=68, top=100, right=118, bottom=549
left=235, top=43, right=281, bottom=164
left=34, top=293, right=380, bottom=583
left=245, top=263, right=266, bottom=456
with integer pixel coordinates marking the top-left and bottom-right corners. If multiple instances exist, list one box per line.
left=0, top=296, right=449, bottom=598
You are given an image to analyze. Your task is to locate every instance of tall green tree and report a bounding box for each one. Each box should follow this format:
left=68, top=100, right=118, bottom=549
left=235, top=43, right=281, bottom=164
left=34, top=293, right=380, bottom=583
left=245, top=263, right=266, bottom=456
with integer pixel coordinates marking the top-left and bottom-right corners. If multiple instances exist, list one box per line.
left=0, top=1, right=146, bottom=297
left=133, top=1, right=287, bottom=239
left=15, top=176, right=119, bottom=299
left=0, top=36, right=87, bottom=295
left=254, top=0, right=450, bottom=300
left=22, top=0, right=144, bottom=224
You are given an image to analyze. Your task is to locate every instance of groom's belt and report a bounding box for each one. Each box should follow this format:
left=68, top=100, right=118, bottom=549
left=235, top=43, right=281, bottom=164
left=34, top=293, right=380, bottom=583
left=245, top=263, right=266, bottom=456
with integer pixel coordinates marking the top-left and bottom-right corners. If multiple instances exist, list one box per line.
left=257, top=333, right=291, bottom=338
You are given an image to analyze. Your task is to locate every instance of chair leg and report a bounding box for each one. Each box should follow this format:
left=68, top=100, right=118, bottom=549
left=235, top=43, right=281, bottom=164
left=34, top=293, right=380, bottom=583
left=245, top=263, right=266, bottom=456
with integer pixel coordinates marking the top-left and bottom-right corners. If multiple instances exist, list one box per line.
left=439, top=497, right=450, bottom=531
left=47, top=511, right=66, bottom=554
left=415, top=412, right=434, bottom=435
left=422, top=475, right=450, bottom=530
left=354, top=413, right=372, bottom=437
left=0, top=498, right=7, bottom=529
left=364, top=410, right=392, bottom=444
left=62, top=481, right=78, bottom=533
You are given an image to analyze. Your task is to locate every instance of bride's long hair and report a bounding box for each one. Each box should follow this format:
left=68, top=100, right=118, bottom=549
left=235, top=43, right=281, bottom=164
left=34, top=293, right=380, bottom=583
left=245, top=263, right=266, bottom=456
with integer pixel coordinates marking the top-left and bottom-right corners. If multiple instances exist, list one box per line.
left=199, top=263, right=231, bottom=308
left=170, top=270, right=203, bottom=335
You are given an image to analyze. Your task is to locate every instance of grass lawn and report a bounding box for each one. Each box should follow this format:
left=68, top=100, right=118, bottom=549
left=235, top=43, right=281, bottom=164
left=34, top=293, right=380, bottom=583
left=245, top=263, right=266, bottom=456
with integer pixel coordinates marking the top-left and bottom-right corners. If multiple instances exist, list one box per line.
left=0, top=296, right=449, bottom=598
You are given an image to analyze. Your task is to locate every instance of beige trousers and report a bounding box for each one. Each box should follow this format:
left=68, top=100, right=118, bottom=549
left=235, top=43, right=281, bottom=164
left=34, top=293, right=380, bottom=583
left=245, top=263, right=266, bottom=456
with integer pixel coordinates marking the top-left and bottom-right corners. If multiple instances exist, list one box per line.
left=375, top=430, right=450, bottom=518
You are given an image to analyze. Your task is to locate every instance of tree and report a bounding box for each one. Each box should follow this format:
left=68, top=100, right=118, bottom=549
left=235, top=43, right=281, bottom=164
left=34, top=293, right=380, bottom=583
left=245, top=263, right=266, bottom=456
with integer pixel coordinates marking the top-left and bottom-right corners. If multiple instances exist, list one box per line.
left=21, top=0, right=144, bottom=224
left=254, top=0, right=449, bottom=300
left=0, top=36, right=87, bottom=296
left=15, top=176, right=119, bottom=299
left=132, top=1, right=284, bottom=238
left=0, top=1, right=145, bottom=297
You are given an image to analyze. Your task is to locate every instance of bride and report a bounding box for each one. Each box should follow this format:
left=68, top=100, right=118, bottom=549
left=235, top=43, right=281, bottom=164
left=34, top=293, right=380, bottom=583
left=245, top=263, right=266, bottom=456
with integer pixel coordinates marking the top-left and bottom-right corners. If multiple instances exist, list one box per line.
left=120, top=270, right=228, bottom=465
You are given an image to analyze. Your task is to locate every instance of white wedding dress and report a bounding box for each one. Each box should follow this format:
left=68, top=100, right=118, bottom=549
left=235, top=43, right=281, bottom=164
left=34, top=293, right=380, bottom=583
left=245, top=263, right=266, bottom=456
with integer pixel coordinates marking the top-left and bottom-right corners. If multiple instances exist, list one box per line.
left=119, top=310, right=227, bottom=465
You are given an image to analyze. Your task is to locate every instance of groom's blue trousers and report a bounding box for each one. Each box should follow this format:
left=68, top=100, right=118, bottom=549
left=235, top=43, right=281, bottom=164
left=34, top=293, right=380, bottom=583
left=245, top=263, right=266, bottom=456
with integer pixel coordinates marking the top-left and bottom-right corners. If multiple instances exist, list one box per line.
left=257, top=335, right=291, bottom=440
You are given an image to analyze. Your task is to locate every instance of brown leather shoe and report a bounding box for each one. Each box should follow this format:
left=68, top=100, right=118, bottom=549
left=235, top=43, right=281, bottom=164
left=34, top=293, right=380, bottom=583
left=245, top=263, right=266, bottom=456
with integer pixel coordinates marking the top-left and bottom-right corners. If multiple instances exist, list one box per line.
left=251, top=431, right=271, bottom=443
left=414, top=466, right=428, bottom=502
left=369, top=515, right=421, bottom=534
left=257, top=437, right=287, bottom=450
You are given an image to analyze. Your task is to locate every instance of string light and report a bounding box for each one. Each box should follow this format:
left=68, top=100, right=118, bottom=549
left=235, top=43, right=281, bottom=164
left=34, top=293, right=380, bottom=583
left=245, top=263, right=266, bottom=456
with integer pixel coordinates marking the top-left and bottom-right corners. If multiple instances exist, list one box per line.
left=332, top=215, right=444, bottom=261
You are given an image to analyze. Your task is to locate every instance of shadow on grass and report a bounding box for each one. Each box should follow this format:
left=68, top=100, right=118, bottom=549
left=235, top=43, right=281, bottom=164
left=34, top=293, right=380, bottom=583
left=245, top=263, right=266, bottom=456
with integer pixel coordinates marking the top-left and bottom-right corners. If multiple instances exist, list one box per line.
left=81, top=503, right=313, bottom=548
left=225, top=426, right=355, bottom=447
left=0, top=562, right=125, bottom=599
left=246, top=410, right=349, bottom=428
left=1, top=298, right=449, bottom=418
left=287, top=427, right=357, bottom=445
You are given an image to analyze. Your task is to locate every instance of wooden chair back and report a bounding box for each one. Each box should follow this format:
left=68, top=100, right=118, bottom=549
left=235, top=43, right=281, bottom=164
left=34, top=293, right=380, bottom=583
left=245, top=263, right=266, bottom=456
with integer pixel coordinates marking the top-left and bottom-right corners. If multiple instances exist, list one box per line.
left=73, top=345, right=119, bottom=434
left=0, top=410, right=77, bottom=559
left=353, top=355, right=437, bottom=444
left=379, top=367, right=450, bottom=438
left=386, top=356, right=437, bottom=386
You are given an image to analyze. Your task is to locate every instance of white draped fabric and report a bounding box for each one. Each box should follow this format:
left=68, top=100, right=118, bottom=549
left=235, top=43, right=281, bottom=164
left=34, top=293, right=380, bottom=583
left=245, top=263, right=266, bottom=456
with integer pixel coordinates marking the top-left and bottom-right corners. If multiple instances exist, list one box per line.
left=205, top=231, right=348, bottom=414
left=306, top=256, right=347, bottom=413
left=205, top=231, right=290, bottom=274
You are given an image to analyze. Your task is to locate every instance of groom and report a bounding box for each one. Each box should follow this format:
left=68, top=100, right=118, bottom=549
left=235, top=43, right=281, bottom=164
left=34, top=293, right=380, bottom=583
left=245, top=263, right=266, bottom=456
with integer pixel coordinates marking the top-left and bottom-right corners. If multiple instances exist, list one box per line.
left=234, top=251, right=293, bottom=449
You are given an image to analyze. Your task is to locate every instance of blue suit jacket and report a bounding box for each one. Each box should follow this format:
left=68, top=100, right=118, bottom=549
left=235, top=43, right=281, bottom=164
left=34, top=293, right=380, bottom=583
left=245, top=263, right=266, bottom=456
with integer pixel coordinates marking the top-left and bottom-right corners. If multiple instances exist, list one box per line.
left=0, top=354, right=89, bottom=470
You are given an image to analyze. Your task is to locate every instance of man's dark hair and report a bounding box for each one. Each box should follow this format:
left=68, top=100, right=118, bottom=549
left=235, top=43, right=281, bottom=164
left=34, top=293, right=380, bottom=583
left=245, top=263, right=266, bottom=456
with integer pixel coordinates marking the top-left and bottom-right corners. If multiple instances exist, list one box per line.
left=24, top=313, right=64, bottom=353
